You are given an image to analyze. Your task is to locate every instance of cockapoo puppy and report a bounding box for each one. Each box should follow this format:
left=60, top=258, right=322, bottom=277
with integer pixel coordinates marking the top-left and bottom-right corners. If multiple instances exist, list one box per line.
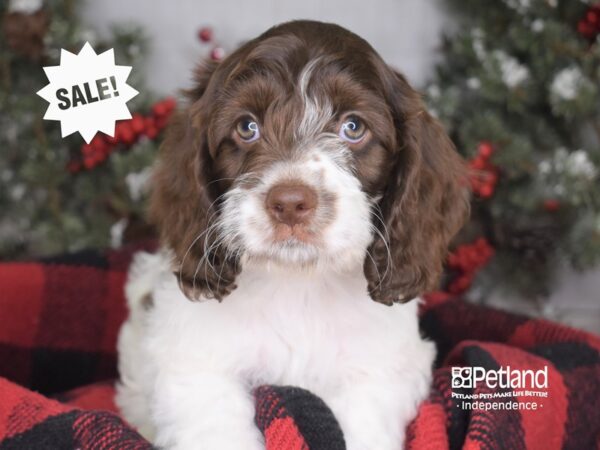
left=116, top=20, right=468, bottom=450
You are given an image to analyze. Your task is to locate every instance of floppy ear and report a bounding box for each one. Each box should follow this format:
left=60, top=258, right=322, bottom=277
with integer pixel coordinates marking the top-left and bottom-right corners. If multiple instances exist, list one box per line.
left=148, top=60, right=240, bottom=301
left=365, top=71, right=469, bottom=305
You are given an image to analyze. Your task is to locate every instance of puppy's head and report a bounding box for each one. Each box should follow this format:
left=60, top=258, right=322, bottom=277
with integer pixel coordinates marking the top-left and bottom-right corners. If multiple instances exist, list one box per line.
left=150, top=20, right=469, bottom=304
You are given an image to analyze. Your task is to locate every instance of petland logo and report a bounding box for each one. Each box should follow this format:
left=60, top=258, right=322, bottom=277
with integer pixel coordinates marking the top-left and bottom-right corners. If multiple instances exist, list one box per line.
left=452, top=366, right=548, bottom=389
left=451, top=366, right=549, bottom=411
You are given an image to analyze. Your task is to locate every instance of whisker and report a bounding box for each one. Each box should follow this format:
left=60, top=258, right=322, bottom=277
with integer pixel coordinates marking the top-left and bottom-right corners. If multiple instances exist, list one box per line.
left=365, top=248, right=383, bottom=289
left=190, top=224, right=218, bottom=295
left=179, top=221, right=218, bottom=292
left=371, top=203, right=391, bottom=243
left=369, top=204, right=393, bottom=290
left=215, top=231, right=242, bottom=294
left=371, top=225, right=392, bottom=290
left=205, top=177, right=236, bottom=188
left=195, top=221, right=222, bottom=297
left=180, top=191, right=228, bottom=294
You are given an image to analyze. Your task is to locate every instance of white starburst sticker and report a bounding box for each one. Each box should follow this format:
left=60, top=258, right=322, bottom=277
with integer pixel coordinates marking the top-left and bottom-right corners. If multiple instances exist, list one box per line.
left=37, top=42, right=139, bottom=143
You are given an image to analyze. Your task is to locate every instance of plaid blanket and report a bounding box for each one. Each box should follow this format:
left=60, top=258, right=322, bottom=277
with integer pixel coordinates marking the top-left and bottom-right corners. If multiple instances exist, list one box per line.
left=0, top=246, right=599, bottom=449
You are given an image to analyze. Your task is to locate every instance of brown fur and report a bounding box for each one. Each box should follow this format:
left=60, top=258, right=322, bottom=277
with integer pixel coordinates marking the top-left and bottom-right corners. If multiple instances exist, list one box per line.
left=149, top=20, right=469, bottom=304
left=365, top=71, right=469, bottom=304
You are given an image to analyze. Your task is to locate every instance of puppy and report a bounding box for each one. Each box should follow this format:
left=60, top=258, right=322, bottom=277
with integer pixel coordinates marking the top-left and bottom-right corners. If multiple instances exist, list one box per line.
left=116, top=20, right=468, bottom=450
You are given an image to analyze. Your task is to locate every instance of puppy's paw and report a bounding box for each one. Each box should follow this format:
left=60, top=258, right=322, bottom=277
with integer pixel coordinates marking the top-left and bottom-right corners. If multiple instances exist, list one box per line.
left=327, top=393, right=407, bottom=450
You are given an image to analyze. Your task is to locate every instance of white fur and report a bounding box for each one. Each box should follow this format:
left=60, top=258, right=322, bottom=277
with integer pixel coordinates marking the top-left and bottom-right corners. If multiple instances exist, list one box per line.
left=117, top=253, right=435, bottom=450
left=116, top=61, right=435, bottom=450
left=296, top=57, right=333, bottom=141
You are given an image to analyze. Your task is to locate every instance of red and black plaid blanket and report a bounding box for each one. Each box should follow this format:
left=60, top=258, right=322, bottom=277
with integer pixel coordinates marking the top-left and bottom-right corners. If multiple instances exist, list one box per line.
left=0, top=245, right=599, bottom=449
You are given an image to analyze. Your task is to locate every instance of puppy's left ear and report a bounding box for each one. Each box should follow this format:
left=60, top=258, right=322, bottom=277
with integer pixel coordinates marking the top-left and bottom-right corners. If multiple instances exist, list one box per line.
left=365, top=70, right=470, bottom=305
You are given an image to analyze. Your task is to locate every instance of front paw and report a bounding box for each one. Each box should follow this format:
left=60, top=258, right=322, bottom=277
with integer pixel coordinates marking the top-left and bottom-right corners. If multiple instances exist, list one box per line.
left=151, top=373, right=265, bottom=450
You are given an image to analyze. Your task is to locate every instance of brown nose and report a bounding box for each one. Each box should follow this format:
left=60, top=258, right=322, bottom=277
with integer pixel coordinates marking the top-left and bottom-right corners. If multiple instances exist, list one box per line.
left=266, top=184, right=318, bottom=226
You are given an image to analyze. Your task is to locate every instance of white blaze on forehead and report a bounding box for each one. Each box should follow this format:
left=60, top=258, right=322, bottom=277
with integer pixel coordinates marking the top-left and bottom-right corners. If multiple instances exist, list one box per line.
left=297, top=58, right=333, bottom=140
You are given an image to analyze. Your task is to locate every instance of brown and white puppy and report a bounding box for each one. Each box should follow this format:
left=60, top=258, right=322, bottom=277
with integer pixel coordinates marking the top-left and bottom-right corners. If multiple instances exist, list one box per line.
left=116, top=20, right=468, bottom=450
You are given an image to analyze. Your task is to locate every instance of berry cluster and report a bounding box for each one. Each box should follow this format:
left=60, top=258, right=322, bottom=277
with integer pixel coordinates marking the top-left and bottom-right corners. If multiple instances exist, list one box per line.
left=68, top=97, right=176, bottom=172
left=197, top=26, right=226, bottom=61
left=446, top=238, right=495, bottom=295
left=578, top=3, right=600, bottom=41
left=542, top=198, right=561, bottom=212
left=468, top=141, right=498, bottom=199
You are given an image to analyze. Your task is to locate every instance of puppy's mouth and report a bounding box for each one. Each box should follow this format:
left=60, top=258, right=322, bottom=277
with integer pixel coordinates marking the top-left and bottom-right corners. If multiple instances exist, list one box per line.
left=271, top=223, right=318, bottom=244
left=245, top=221, right=322, bottom=267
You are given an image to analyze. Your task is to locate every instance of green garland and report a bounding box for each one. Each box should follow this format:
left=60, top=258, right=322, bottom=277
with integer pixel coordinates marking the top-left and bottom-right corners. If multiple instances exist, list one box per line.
left=0, top=0, right=159, bottom=258
left=427, top=0, right=600, bottom=299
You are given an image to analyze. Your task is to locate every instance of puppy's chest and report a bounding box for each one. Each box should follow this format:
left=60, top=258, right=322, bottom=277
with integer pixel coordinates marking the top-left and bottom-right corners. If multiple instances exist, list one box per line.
left=156, top=268, right=401, bottom=385
left=217, top=270, right=400, bottom=385
left=251, top=302, right=348, bottom=386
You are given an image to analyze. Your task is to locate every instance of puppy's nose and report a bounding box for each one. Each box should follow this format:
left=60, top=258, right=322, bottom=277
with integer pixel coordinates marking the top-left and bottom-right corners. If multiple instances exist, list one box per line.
left=266, top=184, right=318, bottom=226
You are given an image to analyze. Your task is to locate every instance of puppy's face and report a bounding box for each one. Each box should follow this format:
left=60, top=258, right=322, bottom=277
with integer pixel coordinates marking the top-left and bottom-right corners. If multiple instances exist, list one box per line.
left=151, top=21, right=469, bottom=304
left=214, top=50, right=397, bottom=274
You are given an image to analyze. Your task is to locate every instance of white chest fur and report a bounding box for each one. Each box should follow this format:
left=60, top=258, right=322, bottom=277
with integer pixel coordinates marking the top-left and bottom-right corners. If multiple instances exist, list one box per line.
left=117, top=251, right=435, bottom=450
left=151, top=258, right=422, bottom=383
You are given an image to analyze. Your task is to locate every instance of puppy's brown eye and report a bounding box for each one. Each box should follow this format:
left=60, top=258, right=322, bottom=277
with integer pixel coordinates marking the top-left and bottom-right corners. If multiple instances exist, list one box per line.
left=339, top=115, right=367, bottom=143
left=236, top=118, right=260, bottom=142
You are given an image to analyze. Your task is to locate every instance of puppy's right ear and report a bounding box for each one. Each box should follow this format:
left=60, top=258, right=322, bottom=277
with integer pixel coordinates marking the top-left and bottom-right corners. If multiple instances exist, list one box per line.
left=148, top=60, right=240, bottom=301
left=365, top=69, right=469, bottom=305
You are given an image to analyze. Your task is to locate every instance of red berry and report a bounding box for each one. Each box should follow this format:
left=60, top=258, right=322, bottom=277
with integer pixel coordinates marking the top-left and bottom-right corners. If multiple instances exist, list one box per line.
left=479, top=184, right=493, bottom=198
left=543, top=199, right=560, bottom=212
left=120, top=128, right=136, bottom=145
left=578, top=20, right=597, bottom=38
left=146, top=126, right=158, bottom=139
left=115, top=121, right=135, bottom=145
left=81, top=143, right=94, bottom=155
left=152, top=102, right=168, bottom=117
left=478, top=141, right=494, bottom=159
left=83, top=156, right=95, bottom=169
left=130, top=114, right=145, bottom=134
left=198, top=26, right=213, bottom=43
left=451, top=274, right=472, bottom=294
left=210, top=47, right=225, bottom=61
left=155, top=115, right=169, bottom=129
left=91, top=152, right=104, bottom=164
left=447, top=254, right=459, bottom=267
left=468, top=247, right=479, bottom=262
left=470, top=157, right=486, bottom=170
left=587, top=10, right=599, bottom=25
left=91, top=136, right=108, bottom=155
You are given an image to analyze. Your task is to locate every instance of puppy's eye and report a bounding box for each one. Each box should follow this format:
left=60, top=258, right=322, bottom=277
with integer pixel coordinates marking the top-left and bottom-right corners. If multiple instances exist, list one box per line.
left=236, top=118, right=260, bottom=142
left=339, top=116, right=367, bottom=143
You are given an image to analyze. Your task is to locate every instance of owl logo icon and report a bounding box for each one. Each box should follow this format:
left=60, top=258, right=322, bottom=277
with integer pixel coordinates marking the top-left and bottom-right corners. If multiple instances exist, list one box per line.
left=452, top=367, right=473, bottom=388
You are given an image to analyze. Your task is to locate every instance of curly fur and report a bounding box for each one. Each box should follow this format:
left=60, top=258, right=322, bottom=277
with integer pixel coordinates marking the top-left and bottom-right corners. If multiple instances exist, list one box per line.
left=118, top=20, right=469, bottom=450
